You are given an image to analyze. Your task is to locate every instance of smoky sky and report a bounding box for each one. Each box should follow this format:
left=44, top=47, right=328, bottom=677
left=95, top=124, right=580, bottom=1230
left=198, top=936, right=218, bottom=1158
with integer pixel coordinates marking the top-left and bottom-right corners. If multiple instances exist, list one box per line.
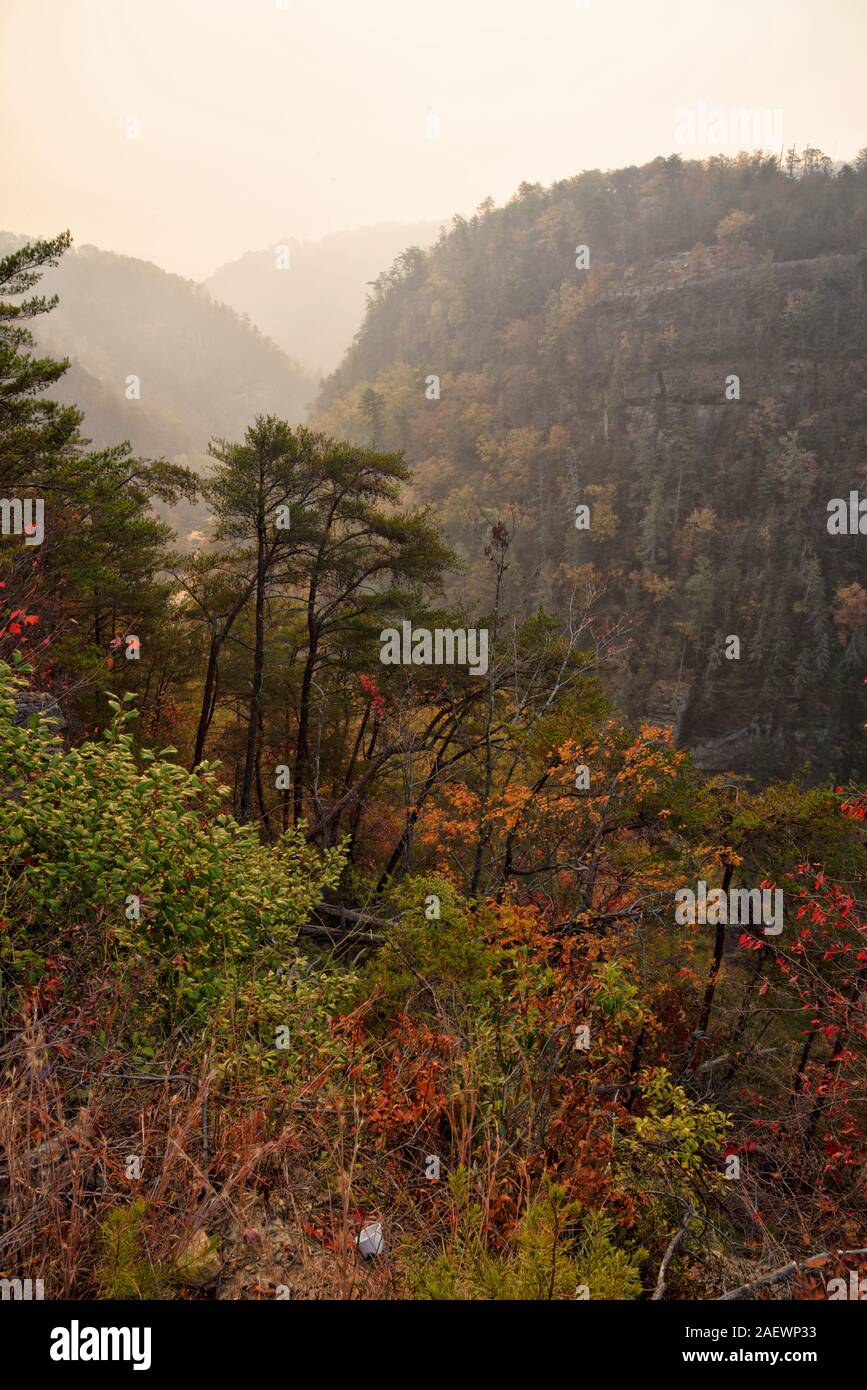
left=2, top=0, right=865, bottom=279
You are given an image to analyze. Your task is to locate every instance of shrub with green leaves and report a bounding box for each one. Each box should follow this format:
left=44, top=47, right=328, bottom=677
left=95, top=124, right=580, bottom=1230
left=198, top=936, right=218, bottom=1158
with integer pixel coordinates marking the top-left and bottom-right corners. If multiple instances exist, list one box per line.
left=358, top=874, right=503, bottom=1014
left=0, top=661, right=344, bottom=1025
left=623, top=1068, right=730, bottom=1175
left=616, top=1066, right=731, bottom=1248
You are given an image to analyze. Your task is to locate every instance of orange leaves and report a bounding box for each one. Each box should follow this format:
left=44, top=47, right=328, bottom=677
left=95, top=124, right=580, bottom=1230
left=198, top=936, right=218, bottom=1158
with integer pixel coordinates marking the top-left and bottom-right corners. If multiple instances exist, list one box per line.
left=329, top=986, right=383, bottom=1050
left=833, top=580, right=867, bottom=645
left=416, top=783, right=481, bottom=866
left=838, top=790, right=867, bottom=823
left=482, top=781, right=534, bottom=833
left=696, top=843, right=744, bottom=874
left=354, top=1013, right=455, bottom=1145
left=1, top=606, right=39, bottom=639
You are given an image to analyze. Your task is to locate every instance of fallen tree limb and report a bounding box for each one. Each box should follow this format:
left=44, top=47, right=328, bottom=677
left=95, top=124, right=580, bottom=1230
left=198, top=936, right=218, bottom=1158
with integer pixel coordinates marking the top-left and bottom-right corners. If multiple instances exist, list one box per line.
left=315, top=903, right=395, bottom=930
left=295, top=923, right=386, bottom=948
left=291, top=902, right=399, bottom=948
left=651, top=1223, right=689, bottom=1301
left=717, top=1248, right=867, bottom=1301
left=592, top=1082, right=643, bottom=1098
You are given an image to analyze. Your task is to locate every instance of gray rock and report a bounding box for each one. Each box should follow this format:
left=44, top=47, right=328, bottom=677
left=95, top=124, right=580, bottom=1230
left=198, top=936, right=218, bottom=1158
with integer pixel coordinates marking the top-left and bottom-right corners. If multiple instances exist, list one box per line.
left=13, top=693, right=65, bottom=730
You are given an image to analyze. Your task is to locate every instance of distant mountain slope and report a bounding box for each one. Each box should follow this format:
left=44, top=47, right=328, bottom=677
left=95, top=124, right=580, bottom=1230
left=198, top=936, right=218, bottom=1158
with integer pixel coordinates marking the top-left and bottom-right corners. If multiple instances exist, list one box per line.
left=0, top=233, right=317, bottom=545
left=0, top=232, right=315, bottom=455
left=204, top=222, right=443, bottom=376
left=313, top=153, right=867, bottom=780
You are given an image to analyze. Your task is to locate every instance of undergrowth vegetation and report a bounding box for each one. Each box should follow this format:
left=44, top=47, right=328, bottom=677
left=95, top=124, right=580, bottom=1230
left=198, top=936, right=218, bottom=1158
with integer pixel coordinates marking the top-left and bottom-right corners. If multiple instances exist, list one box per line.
left=1, top=220, right=865, bottom=1301
left=2, top=656, right=865, bottom=1299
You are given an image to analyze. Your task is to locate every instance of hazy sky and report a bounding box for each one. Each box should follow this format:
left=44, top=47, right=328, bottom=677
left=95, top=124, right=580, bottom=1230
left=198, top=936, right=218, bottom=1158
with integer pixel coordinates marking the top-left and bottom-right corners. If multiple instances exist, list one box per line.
left=2, top=0, right=865, bottom=280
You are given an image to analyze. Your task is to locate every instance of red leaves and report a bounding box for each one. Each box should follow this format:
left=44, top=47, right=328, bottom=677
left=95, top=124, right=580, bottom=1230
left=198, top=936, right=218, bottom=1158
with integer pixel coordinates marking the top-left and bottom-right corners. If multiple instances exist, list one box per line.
left=838, top=789, right=867, bottom=822
left=359, top=672, right=385, bottom=720
left=739, top=932, right=763, bottom=950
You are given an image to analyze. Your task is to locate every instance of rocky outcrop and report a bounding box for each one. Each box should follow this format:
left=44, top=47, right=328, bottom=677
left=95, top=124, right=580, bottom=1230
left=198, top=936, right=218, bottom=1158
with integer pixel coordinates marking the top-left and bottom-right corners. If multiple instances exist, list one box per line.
left=14, top=692, right=64, bottom=730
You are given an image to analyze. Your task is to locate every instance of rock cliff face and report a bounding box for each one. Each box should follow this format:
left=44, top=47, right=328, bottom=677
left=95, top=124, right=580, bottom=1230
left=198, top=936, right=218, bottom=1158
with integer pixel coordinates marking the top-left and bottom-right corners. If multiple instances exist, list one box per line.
left=591, top=251, right=861, bottom=778
left=14, top=693, right=64, bottom=730
left=576, top=251, right=866, bottom=779
left=314, top=158, right=867, bottom=781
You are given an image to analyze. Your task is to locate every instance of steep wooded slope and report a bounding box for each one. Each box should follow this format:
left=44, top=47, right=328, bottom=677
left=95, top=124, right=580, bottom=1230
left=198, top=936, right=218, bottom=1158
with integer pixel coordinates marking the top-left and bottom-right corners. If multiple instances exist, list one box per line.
left=314, top=153, right=867, bottom=779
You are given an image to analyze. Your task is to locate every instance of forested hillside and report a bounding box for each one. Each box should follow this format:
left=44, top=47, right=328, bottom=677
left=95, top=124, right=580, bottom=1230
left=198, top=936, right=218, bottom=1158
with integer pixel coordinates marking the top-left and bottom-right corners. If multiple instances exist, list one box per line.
left=315, top=152, right=867, bottom=780
left=1, top=196, right=866, bottom=1306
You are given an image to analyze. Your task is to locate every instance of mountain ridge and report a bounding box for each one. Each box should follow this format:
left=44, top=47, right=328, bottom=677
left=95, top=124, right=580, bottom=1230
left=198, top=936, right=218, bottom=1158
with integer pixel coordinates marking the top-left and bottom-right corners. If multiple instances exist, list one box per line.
left=312, top=152, right=867, bottom=780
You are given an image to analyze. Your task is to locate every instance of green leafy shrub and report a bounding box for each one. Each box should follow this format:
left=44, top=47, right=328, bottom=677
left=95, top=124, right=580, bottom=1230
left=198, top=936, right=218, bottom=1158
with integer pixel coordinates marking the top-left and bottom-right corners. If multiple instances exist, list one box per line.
left=95, top=1201, right=222, bottom=1298
left=0, top=662, right=344, bottom=1025
left=623, top=1068, right=730, bottom=1175
left=358, top=875, right=503, bottom=1015
left=592, top=959, right=643, bottom=1022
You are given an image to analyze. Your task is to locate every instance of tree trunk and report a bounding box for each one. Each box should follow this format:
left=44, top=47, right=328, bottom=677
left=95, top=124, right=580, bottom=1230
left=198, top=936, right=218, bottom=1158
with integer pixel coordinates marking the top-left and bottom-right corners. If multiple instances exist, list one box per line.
left=254, top=705, right=273, bottom=839
left=293, top=606, right=318, bottom=825
left=240, top=515, right=267, bottom=822
left=192, top=633, right=221, bottom=769
left=682, top=862, right=733, bottom=1074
